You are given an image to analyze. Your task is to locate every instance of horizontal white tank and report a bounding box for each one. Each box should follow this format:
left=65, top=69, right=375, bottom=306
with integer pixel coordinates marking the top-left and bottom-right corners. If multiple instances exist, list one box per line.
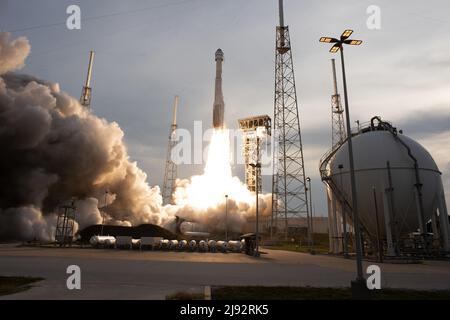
left=159, top=239, right=170, bottom=249
left=207, top=240, right=217, bottom=252
left=188, top=240, right=197, bottom=250
left=227, top=240, right=242, bottom=252
left=90, top=235, right=116, bottom=247
left=198, top=240, right=209, bottom=251
left=169, top=239, right=179, bottom=250
left=216, top=240, right=228, bottom=252
left=178, top=240, right=188, bottom=250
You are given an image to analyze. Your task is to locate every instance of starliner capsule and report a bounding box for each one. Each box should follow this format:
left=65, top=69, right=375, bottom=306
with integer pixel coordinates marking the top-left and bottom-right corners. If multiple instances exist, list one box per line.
left=213, top=49, right=225, bottom=129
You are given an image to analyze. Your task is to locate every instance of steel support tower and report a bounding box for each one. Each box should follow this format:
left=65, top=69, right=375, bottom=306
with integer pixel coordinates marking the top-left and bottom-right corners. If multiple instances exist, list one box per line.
left=80, top=50, right=95, bottom=108
left=55, top=200, right=76, bottom=247
left=238, top=115, right=271, bottom=192
left=162, top=96, right=179, bottom=205
left=271, top=0, right=309, bottom=238
left=331, top=58, right=346, bottom=150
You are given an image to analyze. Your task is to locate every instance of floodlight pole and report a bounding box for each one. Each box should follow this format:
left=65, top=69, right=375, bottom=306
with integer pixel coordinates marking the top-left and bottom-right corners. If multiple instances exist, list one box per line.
left=339, top=45, right=364, bottom=282
left=225, top=194, right=228, bottom=241
left=255, top=136, right=260, bottom=257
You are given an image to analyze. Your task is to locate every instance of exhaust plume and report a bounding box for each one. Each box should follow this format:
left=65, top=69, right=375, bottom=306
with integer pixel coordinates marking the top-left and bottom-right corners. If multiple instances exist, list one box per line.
left=0, top=33, right=271, bottom=241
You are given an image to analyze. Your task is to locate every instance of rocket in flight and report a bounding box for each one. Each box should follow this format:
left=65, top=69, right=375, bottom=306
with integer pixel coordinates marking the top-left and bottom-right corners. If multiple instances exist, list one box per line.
left=213, top=48, right=225, bottom=129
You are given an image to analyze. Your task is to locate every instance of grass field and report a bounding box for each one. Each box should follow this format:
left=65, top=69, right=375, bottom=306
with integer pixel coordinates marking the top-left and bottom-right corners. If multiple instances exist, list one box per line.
left=263, top=233, right=333, bottom=254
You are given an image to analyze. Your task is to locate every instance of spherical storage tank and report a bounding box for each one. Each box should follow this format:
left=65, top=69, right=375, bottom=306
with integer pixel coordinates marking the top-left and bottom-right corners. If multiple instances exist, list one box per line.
left=328, top=118, right=446, bottom=239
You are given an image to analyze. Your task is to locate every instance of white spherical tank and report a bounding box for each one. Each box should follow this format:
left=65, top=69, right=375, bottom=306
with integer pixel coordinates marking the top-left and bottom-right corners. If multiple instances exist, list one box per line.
left=329, top=127, right=444, bottom=239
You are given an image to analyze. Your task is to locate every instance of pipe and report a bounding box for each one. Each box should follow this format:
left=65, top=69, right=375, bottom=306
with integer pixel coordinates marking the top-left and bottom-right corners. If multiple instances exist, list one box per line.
left=278, top=0, right=285, bottom=27
left=371, top=116, right=427, bottom=239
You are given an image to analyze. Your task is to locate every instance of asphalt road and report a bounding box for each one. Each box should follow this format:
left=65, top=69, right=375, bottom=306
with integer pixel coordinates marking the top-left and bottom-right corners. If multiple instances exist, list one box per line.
left=1, top=244, right=449, bottom=299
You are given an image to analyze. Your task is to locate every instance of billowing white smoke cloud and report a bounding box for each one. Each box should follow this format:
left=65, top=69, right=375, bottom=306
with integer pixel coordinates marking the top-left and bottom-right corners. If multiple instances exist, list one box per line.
left=0, top=33, right=30, bottom=74
left=0, top=32, right=271, bottom=241
left=0, top=32, right=169, bottom=240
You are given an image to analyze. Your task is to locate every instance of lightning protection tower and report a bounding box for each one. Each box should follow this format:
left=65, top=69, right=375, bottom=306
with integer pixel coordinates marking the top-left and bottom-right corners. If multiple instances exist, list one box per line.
left=162, top=96, right=179, bottom=205
left=331, top=59, right=346, bottom=150
left=55, top=200, right=76, bottom=247
left=271, top=0, right=309, bottom=239
left=80, top=50, right=95, bottom=108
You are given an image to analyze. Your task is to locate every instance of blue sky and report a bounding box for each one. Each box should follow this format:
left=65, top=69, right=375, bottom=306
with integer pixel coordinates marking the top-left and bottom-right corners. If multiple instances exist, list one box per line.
left=2, top=0, right=450, bottom=215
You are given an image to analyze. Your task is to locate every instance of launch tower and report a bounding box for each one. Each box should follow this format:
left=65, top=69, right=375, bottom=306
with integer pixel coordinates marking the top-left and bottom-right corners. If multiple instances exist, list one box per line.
left=271, top=0, right=309, bottom=238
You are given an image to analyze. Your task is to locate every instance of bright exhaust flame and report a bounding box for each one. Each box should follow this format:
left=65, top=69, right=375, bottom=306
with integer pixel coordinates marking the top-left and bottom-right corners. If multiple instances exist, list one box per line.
left=174, top=129, right=254, bottom=210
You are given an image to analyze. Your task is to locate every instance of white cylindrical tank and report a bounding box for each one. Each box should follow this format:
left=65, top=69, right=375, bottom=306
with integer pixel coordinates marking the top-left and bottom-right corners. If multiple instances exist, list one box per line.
left=188, top=240, right=197, bottom=251
left=160, top=239, right=170, bottom=250
left=90, top=235, right=116, bottom=248
left=329, top=128, right=443, bottom=238
left=208, top=240, right=217, bottom=252
left=227, top=240, right=242, bottom=252
left=198, top=240, right=209, bottom=252
left=217, top=240, right=228, bottom=252
left=169, top=239, right=179, bottom=250
left=178, top=240, right=188, bottom=250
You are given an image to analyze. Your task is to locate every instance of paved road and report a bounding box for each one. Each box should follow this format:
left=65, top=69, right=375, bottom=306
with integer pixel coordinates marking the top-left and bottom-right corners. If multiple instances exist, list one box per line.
left=1, top=244, right=449, bottom=299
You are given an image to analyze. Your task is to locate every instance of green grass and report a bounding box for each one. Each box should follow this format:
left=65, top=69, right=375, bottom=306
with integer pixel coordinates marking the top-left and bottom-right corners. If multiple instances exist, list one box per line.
left=211, top=286, right=450, bottom=300
left=0, top=276, right=44, bottom=296
left=264, top=234, right=331, bottom=254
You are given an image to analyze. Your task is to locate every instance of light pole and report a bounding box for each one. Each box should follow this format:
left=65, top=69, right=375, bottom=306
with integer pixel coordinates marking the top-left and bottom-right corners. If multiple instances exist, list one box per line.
left=320, top=30, right=366, bottom=288
left=306, top=177, right=314, bottom=252
left=225, top=194, right=228, bottom=241
left=100, top=189, right=108, bottom=236
left=250, top=128, right=265, bottom=257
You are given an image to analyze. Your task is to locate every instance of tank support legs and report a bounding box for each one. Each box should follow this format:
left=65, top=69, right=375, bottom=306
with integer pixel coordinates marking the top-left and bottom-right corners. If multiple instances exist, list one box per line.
left=382, top=192, right=396, bottom=257
left=437, top=182, right=450, bottom=252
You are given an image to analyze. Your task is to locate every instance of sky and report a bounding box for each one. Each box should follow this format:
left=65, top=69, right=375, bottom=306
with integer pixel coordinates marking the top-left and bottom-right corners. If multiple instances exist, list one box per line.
left=1, top=0, right=450, bottom=216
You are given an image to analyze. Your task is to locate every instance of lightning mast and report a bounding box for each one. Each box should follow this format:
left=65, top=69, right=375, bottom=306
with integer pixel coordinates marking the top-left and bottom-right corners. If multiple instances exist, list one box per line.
left=271, top=0, right=309, bottom=239
left=162, top=96, right=179, bottom=205
left=331, top=59, right=346, bottom=149
left=80, top=50, right=95, bottom=108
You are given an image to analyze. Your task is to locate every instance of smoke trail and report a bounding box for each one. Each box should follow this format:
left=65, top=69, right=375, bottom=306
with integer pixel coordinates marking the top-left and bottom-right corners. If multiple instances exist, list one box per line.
left=0, top=32, right=271, bottom=241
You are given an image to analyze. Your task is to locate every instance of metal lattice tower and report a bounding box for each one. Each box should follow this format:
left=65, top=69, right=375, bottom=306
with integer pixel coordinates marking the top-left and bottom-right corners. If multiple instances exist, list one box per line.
left=238, top=115, right=271, bottom=192
left=162, top=96, right=179, bottom=205
left=330, top=59, right=346, bottom=149
left=271, top=0, right=309, bottom=238
left=80, top=50, right=95, bottom=108
left=55, top=200, right=76, bottom=247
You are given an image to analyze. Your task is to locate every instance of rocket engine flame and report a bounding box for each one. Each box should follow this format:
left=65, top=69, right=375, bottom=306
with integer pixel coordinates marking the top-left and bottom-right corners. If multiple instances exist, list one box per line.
left=171, top=128, right=272, bottom=233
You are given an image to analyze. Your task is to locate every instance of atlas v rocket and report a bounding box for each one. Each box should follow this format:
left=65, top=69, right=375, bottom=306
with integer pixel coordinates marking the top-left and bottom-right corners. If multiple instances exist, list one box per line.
left=213, top=49, right=225, bottom=129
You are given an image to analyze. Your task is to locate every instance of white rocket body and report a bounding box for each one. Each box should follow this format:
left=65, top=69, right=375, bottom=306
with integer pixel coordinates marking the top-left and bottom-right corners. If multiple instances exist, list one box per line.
left=213, top=49, right=225, bottom=129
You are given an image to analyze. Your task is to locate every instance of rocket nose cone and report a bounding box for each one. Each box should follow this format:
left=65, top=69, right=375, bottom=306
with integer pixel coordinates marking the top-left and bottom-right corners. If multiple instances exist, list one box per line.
left=215, top=48, right=224, bottom=61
